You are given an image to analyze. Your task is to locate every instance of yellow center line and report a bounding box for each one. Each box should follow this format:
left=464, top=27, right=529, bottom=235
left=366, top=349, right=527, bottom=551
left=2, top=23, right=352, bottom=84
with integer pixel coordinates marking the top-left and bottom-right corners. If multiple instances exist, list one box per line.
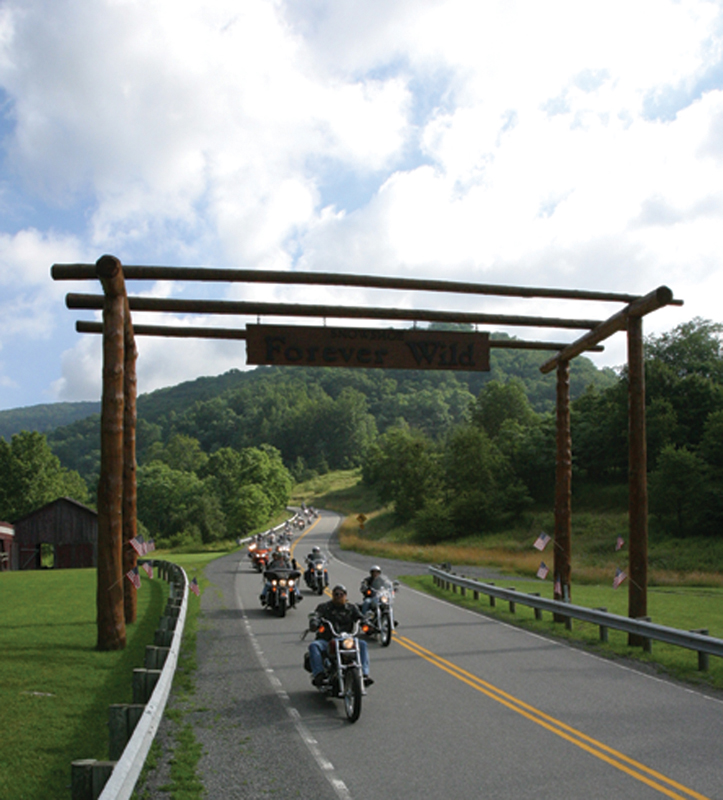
left=394, top=634, right=710, bottom=800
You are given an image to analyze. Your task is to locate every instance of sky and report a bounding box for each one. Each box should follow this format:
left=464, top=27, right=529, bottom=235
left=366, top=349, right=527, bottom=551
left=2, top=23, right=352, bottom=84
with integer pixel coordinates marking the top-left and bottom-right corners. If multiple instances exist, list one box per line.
left=1, top=0, right=722, bottom=411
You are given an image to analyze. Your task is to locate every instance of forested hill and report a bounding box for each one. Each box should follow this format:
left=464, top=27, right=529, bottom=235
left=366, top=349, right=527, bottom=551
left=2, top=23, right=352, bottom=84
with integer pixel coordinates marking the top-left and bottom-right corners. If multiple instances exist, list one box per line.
left=37, top=340, right=613, bottom=488
left=0, top=401, right=101, bottom=442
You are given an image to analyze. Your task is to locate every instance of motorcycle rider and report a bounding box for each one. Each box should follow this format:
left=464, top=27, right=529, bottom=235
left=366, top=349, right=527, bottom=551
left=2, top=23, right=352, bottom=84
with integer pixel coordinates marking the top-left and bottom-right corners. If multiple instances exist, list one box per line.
left=304, top=546, right=328, bottom=587
left=260, top=547, right=302, bottom=605
left=308, top=585, right=373, bottom=687
left=360, top=565, right=386, bottom=617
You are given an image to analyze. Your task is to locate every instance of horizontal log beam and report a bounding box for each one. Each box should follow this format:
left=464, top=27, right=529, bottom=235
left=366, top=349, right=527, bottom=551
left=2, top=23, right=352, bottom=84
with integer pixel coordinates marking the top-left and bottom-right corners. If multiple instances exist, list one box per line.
left=66, top=293, right=603, bottom=331
left=51, top=261, right=679, bottom=305
left=539, top=286, right=680, bottom=374
left=76, top=320, right=604, bottom=352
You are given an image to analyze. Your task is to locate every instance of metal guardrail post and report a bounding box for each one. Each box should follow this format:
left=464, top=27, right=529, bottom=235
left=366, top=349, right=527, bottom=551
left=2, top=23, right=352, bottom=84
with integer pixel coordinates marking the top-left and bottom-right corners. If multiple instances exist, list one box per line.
left=530, top=593, right=542, bottom=620
left=595, top=608, right=609, bottom=642
left=691, top=629, right=710, bottom=671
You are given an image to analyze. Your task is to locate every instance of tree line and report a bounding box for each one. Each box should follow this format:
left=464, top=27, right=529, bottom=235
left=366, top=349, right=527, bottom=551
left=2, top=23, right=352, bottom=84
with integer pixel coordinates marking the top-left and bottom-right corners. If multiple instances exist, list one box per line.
left=1, top=320, right=720, bottom=544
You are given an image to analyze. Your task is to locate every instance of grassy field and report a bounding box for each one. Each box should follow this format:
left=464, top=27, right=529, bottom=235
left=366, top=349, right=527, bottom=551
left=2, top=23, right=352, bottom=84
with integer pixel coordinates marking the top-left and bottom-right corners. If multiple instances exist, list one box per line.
left=0, top=567, right=169, bottom=800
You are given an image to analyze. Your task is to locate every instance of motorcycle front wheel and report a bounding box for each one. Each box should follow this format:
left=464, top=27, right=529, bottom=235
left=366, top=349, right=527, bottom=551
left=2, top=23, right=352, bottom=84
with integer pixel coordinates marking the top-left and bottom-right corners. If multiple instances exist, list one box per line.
left=277, top=596, right=287, bottom=618
left=380, top=613, right=392, bottom=647
left=343, top=667, right=362, bottom=723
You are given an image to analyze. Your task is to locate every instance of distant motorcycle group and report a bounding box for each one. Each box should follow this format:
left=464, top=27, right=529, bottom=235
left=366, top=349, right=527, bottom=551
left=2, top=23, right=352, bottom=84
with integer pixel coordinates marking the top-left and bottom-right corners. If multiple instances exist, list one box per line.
left=245, top=510, right=399, bottom=722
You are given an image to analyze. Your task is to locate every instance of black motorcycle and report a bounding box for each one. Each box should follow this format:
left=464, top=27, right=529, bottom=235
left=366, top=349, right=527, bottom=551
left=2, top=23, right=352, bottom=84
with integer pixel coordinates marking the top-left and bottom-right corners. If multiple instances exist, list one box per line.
left=304, top=557, right=329, bottom=595
left=260, top=567, right=301, bottom=617
left=304, top=618, right=365, bottom=723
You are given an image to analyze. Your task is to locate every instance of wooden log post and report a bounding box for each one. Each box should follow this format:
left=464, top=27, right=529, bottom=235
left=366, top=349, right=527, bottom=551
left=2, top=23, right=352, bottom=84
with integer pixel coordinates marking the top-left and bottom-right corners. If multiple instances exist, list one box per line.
left=122, top=296, right=138, bottom=625
left=627, top=316, right=648, bottom=646
left=96, top=255, right=127, bottom=651
left=554, top=359, right=572, bottom=617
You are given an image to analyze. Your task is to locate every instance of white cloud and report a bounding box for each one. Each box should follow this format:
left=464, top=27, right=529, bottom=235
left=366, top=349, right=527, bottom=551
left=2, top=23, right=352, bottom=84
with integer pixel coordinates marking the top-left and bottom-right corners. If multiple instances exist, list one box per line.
left=0, top=0, right=722, bottom=407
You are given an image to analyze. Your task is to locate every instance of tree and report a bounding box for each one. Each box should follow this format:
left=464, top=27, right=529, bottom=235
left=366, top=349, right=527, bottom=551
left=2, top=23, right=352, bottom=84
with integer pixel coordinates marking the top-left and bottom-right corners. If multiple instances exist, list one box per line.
left=0, top=431, right=89, bottom=521
left=441, top=425, right=531, bottom=535
left=362, top=427, right=442, bottom=522
left=145, top=433, right=208, bottom=473
left=136, top=461, right=225, bottom=546
left=649, top=445, right=707, bottom=537
left=470, top=379, right=537, bottom=439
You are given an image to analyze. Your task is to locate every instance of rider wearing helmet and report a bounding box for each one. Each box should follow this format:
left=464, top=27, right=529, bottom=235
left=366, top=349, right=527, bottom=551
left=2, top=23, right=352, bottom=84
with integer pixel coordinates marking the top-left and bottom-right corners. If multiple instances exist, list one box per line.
left=360, top=565, right=385, bottom=616
left=308, top=585, right=372, bottom=687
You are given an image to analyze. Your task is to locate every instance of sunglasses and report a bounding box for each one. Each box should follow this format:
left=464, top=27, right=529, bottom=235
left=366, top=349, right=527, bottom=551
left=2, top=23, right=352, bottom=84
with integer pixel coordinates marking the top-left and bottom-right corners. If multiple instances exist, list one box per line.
left=332, top=591, right=346, bottom=597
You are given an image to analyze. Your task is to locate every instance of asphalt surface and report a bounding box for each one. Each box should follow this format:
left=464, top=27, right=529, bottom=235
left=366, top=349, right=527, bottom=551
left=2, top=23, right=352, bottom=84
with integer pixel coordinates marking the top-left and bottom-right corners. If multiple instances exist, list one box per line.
left=136, top=510, right=723, bottom=799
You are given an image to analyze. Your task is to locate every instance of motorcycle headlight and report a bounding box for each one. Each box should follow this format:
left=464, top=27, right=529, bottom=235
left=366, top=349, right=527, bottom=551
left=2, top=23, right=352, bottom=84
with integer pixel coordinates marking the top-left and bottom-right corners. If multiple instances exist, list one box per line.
left=288, top=579, right=295, bottom=586
left=271, top=579, right=277, bottom=586
left=381, top=596, right=389, bottom=604
left=342, top=637, right=355, bottom=650
left=279, top=579, right=287, bottom=587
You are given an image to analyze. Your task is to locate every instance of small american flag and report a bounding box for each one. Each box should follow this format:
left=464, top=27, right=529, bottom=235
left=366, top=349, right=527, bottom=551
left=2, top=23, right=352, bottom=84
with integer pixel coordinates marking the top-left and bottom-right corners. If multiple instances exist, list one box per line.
left=129, top=535, right=147, bottom=556
left=536, top=562, right=549, bottom=580
left=147, top=539, right=156, bottom=553
left=141, top=561, right=153, bottom=579
left=613, top=568, right=627, bottom=589
left=615, top=536, right=624, bottom=551
left=189, top=577, right=200, bottom=597
left=125, top=566, right=141, bottom=590
left=533, top=532, right=551, bottom=551
left=554, top=575, right=562, bottom=596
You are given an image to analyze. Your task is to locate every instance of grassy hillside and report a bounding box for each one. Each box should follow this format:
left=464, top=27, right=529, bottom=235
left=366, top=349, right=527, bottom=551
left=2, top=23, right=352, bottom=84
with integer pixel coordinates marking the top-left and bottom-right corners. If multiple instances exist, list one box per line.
left=292, top=470, right=723, bottom=585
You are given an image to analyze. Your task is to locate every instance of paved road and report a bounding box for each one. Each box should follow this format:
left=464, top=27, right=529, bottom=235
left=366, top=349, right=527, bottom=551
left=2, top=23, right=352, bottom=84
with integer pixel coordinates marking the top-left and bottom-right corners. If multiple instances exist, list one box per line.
left=142, top=510, right=723, bottom=799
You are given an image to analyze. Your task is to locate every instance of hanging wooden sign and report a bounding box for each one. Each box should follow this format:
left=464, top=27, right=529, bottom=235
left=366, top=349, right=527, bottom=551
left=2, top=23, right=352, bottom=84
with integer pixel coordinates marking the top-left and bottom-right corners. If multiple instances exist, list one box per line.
left=245, top=324, right=490, bottom=371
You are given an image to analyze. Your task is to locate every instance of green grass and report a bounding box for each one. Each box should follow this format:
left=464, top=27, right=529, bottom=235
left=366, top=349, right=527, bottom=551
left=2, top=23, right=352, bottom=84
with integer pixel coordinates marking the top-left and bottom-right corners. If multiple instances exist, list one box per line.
left=132, top=554, right=209, bottom=800
left=0, top=568, right=168, bottom=800
left=402, top=575, right=723, bottom=690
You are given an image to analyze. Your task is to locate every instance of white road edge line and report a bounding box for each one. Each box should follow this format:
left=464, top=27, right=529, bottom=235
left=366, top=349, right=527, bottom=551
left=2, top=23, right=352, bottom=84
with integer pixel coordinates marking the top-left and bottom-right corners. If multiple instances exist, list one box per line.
left=235, top=561, right=354, bottom=800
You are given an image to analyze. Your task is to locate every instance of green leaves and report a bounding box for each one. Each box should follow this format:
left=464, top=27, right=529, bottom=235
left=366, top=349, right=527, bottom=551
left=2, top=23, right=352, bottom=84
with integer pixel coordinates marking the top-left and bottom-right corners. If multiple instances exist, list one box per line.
left=0, top=431, right=89, bottom=521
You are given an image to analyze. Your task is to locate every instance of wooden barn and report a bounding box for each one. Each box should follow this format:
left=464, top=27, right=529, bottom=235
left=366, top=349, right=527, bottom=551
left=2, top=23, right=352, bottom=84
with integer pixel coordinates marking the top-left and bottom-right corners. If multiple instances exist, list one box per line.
left=13, top=497, right=98, bottom=570
left=0, top=522, right=14, bottom=571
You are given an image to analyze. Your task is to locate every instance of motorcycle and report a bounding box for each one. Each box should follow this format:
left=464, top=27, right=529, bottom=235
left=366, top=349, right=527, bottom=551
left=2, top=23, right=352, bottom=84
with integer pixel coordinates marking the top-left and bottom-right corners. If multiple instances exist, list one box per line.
left=260, top=566, right=301, bottom=617
left=304, top=557, right=329, bottom=595
left=304, top=618, right=366, bottom=723
left=249, top=543, right=271, bottom=572
left=361, top=578, right=399, bottom=647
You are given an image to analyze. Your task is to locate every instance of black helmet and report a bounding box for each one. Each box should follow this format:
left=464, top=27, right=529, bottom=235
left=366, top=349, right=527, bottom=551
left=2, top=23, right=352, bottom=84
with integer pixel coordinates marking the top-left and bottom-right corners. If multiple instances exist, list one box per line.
left=332, top=584, right=347, bottom=596
left=370, top=565, right=381, bottom=574
left=312, top=546, right=321, bottom=554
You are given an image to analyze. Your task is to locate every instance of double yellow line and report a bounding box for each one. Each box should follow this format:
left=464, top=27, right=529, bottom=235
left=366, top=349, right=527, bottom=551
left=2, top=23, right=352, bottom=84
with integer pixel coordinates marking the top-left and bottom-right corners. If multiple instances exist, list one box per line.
left=395, top=634, right=710, bottom=800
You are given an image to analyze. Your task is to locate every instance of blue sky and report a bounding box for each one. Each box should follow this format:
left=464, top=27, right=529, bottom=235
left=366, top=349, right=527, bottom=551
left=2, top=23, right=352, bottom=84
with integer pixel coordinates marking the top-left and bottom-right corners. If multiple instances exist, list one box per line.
left=0, top=0, right=722, bottom=411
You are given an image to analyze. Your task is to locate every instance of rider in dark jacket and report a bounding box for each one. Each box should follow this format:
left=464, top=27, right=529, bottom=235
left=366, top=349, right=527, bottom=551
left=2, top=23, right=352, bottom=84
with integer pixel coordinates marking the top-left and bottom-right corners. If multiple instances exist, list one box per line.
left=308, top=585, right=372, bottom=686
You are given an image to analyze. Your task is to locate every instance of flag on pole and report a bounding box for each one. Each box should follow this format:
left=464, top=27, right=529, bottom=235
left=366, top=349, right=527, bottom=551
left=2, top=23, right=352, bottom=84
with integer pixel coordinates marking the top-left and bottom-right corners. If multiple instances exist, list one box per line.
left=533, top=532, right=551, bottom=551
left=147, top=539, right=156, bottom=553
left=554, top=574, right=562, bottom=596
left=536, top=561, right=549, bottom=580
left=126, top=566, right=141, bottom=590
left=141, top=561, right=153, bottom=579
left=615, top=536, right=624, bottom=551
left=129, top=535, right=147, bottom=556
left=189, top=577, right=200, bottom=597
left=613, top=568, right=627, bottom=589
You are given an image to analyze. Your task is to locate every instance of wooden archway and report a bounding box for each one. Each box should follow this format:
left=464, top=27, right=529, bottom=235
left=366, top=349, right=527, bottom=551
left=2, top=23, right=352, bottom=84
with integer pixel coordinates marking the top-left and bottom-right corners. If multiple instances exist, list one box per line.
left=53, top=256, right=681, bottom=650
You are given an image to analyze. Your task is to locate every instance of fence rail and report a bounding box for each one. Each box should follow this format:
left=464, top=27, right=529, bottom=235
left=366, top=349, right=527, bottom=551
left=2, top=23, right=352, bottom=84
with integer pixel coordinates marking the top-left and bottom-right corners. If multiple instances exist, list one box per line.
left=429, top=566, right=723, bottom=670
left=73, top=512, right=306, bottom=800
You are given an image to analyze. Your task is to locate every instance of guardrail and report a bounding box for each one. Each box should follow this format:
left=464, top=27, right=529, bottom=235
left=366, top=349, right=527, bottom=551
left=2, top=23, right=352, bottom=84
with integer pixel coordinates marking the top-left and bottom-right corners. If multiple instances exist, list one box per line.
left=429, top=565, right=723, bottom=671
left=72, top=512, right=308, bottom=800
left=71, top=560, right=189, bottom=800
